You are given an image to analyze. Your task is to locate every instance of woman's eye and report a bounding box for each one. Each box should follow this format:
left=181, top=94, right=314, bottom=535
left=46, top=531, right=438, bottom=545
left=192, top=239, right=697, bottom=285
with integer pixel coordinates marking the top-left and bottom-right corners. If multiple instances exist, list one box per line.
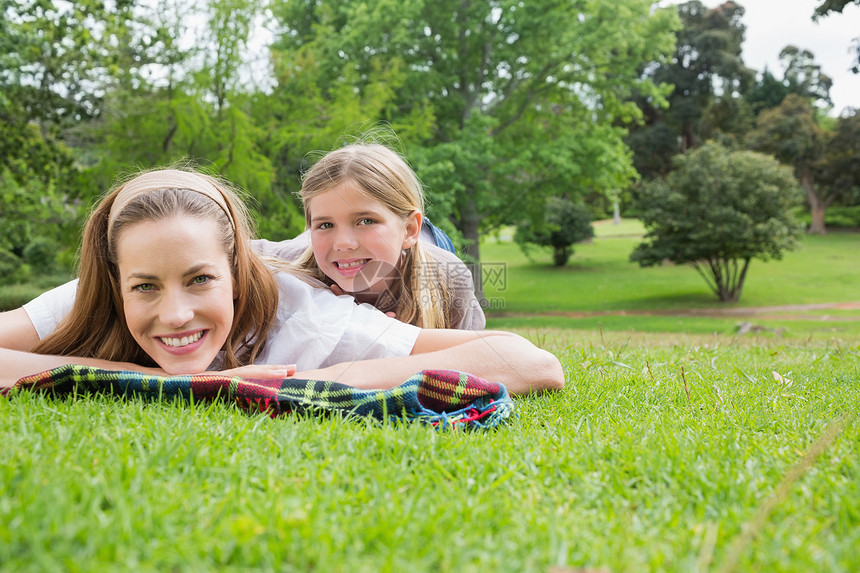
left=191, top=275, right=212, bottom=285
left=133, top=283, right=154, bottom=292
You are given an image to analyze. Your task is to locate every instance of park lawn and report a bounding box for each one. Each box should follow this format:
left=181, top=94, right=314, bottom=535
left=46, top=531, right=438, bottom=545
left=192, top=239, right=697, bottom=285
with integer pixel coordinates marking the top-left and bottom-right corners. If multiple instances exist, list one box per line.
left=480, top=227, right=860, bottom=335
left=1, top=330, right=858, bottom=572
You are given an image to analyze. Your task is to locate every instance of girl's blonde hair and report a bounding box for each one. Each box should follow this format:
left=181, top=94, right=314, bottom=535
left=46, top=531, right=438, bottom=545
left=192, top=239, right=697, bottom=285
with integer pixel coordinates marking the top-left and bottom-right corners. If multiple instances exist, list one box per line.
left=293, top=143, right=451, bottom=328
left=33, top=168, right=280, bottom=369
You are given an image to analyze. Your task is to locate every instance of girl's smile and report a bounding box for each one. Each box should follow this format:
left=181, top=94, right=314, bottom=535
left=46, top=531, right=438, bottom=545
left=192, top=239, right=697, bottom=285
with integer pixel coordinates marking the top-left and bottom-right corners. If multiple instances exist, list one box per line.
left=308, top=182, right=421, bottom=294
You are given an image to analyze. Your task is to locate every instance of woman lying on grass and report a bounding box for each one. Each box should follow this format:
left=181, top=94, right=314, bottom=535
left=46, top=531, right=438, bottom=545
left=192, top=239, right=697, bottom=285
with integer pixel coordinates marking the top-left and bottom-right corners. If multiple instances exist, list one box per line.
left=0, top=168, right=564, bottom=394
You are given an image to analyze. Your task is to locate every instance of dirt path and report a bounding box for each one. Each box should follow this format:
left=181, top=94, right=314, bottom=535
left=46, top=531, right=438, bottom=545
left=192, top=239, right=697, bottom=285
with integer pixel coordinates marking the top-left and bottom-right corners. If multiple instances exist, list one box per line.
left=491, top=301, right=860, bottom=321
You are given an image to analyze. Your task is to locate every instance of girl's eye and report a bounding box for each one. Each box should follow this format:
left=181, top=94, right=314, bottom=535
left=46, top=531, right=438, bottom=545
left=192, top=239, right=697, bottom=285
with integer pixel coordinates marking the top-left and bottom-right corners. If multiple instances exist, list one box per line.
left=359, top=218, right=376, bottom=225
left=317, top=222, right=333, bottom=230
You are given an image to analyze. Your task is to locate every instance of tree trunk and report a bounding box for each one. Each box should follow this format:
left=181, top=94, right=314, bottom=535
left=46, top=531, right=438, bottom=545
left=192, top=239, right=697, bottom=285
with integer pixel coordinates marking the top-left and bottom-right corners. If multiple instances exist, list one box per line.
left=553, top=246, right=571, bottom=266
left=800, top=170, right=827, bottom=235
left=459, top=195, right=487, bottom=305
left=613, top=200, right=621, bottom=225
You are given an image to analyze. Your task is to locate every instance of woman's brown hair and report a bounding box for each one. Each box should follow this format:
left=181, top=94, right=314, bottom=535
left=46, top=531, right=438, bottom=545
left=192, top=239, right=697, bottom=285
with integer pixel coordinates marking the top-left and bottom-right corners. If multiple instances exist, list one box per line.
left=33, top=168, right=280, bottom=369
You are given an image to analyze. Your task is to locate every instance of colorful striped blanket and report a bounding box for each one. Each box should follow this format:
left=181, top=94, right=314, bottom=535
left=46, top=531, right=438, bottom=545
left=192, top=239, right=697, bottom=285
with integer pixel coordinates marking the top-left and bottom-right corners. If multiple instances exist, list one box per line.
left=4, top=365, right=514, bottom=429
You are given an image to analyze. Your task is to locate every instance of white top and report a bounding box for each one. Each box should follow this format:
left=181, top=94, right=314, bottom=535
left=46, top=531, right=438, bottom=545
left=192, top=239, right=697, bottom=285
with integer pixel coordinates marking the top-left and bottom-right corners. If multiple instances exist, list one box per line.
left=256, top=272, right=419, bottom=369
left=24, top=278, right=79, bottom=340
left=23, top=271, right=420, bottom=371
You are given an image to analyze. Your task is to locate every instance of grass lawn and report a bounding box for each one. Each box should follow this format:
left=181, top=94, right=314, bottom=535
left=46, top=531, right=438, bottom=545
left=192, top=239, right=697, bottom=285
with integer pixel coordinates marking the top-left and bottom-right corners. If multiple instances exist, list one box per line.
left=481, top=223, right=860, bottom=338
left=2, top=332, right=857, bottom=571
left=2, top=224, right=858, bottom=571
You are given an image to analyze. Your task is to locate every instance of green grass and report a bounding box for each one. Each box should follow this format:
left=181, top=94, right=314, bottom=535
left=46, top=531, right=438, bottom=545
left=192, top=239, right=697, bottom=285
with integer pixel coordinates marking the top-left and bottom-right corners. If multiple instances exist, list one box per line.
left=2, top=225, right=859, bottom=571
left=481, top=226, right=860, bottom=336
left=2, top=333, right=858, bottom=571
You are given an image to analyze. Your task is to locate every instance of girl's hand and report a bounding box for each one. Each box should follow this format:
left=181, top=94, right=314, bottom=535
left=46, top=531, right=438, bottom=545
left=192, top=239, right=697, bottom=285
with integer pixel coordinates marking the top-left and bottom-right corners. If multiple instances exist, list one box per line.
left=216, top=364, right=296, bottom=379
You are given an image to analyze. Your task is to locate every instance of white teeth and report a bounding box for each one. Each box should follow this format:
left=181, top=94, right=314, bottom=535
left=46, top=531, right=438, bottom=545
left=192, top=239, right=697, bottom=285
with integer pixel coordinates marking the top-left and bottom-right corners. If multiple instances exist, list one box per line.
left=337, top=260, right=368, bottom=269
left=160, top=331, right=203, bottom=347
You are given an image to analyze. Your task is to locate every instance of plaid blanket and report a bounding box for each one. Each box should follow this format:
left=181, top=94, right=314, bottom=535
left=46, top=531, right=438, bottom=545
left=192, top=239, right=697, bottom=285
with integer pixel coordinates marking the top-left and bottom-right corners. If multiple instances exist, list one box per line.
left=3, top=365, right=514, bottom=429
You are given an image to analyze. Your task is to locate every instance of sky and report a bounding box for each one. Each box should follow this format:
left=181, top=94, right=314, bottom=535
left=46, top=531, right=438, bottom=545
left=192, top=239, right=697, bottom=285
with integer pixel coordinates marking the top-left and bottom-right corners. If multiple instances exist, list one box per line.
left=664, top=0, right=860, bottom=115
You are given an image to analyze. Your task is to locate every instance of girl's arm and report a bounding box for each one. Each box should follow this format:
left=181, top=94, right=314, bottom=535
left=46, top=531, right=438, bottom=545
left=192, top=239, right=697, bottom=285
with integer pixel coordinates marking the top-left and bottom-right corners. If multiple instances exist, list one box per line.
left=293, top=329, right=564, bottom=395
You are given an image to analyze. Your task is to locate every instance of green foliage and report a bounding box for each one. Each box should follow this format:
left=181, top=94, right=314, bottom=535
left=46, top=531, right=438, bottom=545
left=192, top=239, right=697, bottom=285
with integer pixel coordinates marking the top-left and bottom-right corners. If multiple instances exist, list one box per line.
left=746, top=69, right=792, bottom=114
left=0, top=169, right=81, bottom=257
left=22, top=237, right=59, bottom=272
left=817, top=109, right=860, bottom=206
left=629, top=0, right=754, bottom=168
left=631, top=143, right=804, bottom=302
left=746, top=94, right=834, bottom=233
left=268, top=0, right=679, bottom=270
left=515, top=197, right=594, bottom=266
left=0, top=249, right=22, bottom=286
left=813, top=0, right=860, bottom=18
left=778, top=46, right=833, bottom=106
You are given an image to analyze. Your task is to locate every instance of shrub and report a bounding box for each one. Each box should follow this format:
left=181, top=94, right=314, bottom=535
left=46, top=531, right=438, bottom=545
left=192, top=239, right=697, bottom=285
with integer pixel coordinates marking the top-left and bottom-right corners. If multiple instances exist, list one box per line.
left=0, top=249, right=22, bottom=286
left=516, top=197, right=594, bottom=266
left=23, top=236, right=58, bottom=271
left=631, top=143, right=804, bottom=302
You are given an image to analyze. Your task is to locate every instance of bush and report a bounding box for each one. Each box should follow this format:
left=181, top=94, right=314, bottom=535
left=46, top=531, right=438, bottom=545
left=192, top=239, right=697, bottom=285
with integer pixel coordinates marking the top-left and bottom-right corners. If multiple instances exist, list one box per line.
left=0, top=249, right=22, bottom=286
left=23, top=236, right=58, bottom=271
left=0, top=283, right=46, bottom=311
left=631, top=143, right=804, bottom=302
left=795, top=205, right=860, bottom=229
left=516, top=197, right=594, bottom=266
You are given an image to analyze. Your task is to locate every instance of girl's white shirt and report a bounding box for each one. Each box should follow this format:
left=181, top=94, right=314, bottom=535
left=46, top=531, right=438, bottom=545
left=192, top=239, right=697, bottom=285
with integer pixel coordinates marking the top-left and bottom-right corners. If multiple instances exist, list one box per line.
left=23, top=271, right=420, bottom=371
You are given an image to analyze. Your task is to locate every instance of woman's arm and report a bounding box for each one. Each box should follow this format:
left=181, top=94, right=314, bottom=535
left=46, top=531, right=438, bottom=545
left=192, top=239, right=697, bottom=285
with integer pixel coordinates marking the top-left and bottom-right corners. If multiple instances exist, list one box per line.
left=0, top=347, right=296, bottom=390
left=293, top=329, right=564, bottom=395
left=0, top=348, right=166, bottom=389
left=0, top=309, right=41, bottom=352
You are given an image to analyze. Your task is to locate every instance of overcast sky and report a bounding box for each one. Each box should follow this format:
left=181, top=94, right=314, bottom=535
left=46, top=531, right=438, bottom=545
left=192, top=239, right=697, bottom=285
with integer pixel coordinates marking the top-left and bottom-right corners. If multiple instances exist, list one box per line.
left=664, top=0, right=860, bottom=115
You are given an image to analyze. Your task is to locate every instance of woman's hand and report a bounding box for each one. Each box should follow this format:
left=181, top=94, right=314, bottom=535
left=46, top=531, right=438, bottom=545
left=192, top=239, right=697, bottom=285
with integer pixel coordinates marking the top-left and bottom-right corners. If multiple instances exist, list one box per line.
left=215, top=364, right=297, bottom=379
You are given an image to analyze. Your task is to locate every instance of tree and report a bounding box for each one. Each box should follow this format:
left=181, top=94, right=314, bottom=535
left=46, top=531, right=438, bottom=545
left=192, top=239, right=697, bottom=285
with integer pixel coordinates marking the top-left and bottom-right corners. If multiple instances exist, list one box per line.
left=813, top=0, right=860, bottom=17
left=745, top=94, right=832, bottom=234
left=778, top=46, right=832, bottom=107
left=631, top=143, right=804, bottom=303
left=817, top=109, right=860, bottom=207
left=515, top=197, right=594, bottom=267
left=812, top=1, right=860, bottom=73
left=745, top=68, right=791, bottom=114
left=626, top=1, right=754, bottom=179
left=268, top=0, right=679, bottom=298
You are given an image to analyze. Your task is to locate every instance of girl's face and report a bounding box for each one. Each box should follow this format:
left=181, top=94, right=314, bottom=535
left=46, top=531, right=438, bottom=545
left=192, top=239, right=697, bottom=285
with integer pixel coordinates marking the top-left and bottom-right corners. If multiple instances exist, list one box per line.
left=115, top=216, right=236, bottom=375
left=308, top=182, right=421, bottom=294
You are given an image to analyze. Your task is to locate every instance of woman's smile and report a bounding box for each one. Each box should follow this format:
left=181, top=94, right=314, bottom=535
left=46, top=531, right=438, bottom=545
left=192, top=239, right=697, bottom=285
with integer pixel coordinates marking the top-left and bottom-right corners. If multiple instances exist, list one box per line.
left=116, top=216, right=235, bottom=375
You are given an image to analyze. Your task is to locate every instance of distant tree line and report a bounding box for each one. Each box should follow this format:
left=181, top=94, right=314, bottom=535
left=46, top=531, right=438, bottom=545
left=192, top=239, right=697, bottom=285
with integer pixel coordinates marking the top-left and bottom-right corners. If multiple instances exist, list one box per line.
left=0, top=0, right=858, bottom=297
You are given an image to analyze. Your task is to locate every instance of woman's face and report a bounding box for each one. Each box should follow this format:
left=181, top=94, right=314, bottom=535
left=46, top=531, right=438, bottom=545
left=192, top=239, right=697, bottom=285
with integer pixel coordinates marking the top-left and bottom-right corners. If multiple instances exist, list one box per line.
left=115, top=215, right=236, bottom=375
left=308, top=182, right=421, bottom=294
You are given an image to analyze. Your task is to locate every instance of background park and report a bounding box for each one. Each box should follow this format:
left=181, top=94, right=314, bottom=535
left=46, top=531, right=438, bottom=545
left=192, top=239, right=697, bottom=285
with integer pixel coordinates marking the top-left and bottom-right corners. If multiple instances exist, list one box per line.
left=1, top=0, right=859, bottom=571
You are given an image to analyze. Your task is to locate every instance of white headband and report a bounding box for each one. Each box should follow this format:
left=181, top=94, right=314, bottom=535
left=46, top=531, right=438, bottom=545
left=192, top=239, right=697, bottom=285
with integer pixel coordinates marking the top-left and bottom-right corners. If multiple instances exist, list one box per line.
left=107, top=169, right=235, bottom=240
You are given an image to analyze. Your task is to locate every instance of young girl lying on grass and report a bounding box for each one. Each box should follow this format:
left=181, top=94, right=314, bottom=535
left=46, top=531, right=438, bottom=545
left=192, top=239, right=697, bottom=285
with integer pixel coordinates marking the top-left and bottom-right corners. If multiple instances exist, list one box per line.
left=10, top=143, right=483, bottom=339
left=0, top=168, right=563, bottom=394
